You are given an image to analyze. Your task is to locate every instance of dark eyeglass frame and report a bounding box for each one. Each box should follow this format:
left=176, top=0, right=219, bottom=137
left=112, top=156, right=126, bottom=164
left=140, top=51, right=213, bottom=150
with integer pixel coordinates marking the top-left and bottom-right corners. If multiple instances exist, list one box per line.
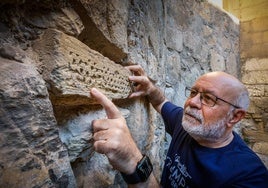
left=185, top=87, right=241, bottom=109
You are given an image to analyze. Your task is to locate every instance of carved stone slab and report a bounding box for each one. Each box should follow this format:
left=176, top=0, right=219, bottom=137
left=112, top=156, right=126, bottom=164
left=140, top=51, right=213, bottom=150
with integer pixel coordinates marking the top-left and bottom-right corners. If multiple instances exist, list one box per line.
left=33, top=29, right=132, bottom=106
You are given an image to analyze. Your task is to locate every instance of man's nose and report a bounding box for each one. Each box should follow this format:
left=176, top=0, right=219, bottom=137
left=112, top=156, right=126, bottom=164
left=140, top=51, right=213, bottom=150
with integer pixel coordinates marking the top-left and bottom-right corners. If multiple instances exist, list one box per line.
left=187, top=93, right=202, bottom=109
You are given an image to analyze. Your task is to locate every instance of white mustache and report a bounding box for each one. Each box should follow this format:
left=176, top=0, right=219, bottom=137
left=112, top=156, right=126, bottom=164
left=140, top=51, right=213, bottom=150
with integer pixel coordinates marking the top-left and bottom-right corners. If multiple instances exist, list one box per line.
left=184, top=107, right=203, bottom=123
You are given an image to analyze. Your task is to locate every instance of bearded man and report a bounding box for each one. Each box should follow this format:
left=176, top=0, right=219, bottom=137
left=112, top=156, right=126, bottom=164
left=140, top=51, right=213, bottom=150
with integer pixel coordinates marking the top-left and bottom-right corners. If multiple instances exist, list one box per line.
left=91, top=65, right=268, bottom=188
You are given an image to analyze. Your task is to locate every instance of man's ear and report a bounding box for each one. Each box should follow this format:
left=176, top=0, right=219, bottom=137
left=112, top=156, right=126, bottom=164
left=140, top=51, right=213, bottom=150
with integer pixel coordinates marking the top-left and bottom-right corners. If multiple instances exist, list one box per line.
left=227, top=109, right=246, bottom=127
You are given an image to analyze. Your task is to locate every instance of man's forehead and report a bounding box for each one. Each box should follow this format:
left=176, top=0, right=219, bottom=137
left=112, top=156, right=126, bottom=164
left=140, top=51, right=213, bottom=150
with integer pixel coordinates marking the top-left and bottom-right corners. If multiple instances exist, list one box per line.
left=200, top=71, right=239, bottom=82
left=192, top=78, right=220, bottom=95
left=194, top=74, right=223, bottom=86
left=193, top=72, right=242, bottom=96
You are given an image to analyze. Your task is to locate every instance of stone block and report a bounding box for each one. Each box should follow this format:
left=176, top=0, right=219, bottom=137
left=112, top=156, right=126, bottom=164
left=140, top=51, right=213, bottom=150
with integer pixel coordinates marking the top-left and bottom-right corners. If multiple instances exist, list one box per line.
left=210, top=49, right=225, bottom=71
left=247, top=85, right=264, bottom=97
left=240, top=38, right=268, bottom=59
left=241, top=16, right=268, bottom=33
left=226, top=53, right=239, bottom=76
left=243, top=58, right=268, bottom=71
left=72, top=0, right=128, bottom=62
left=166, top=20, right=183, bottom=52
left=250, top=97, right=268, bottom=112
left=238, top=0, right=268, bottom=21
left=247, top=104, right=262, bottom=116
left=242, top=70, right=268, bottom=84
left=253, top=142, right=268, bottom=155
left=33, top=29, right=132, bottom=106
left=240, top=31, right=268, bottom=48
left=0, top=57, right=76, bottom=187
left=242, top=128, right=268, bottom=143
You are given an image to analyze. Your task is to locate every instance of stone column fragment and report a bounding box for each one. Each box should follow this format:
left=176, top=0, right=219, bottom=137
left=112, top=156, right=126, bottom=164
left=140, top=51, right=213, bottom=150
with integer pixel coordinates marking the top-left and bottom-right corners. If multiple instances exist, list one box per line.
left=33, top=29, right=132, bottom=106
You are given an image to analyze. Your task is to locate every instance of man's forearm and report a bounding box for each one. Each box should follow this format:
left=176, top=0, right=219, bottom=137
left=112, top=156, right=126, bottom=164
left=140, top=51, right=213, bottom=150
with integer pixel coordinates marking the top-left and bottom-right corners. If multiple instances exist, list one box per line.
left=147, top=85, right=168, bottom=113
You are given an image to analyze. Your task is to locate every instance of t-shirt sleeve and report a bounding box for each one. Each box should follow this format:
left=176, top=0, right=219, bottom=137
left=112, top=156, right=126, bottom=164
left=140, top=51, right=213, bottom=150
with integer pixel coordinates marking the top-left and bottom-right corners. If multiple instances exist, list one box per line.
left=161, top=101, right=184, bottom=136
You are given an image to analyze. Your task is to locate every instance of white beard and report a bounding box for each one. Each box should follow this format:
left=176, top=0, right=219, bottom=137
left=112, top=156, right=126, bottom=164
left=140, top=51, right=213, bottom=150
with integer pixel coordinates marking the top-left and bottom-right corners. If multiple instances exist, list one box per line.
left=182, top=106, right=233, bottom=142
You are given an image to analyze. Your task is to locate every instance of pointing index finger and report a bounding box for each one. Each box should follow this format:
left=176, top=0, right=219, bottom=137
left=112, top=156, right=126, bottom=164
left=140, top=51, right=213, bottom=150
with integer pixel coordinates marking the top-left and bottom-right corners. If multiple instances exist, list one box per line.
left=90, top=88, right=121, bottom=119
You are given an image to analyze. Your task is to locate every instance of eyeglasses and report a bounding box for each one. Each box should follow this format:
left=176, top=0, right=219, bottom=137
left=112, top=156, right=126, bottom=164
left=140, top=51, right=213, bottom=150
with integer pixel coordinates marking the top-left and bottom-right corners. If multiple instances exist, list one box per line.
left=185, top=87, right=240, bottom=108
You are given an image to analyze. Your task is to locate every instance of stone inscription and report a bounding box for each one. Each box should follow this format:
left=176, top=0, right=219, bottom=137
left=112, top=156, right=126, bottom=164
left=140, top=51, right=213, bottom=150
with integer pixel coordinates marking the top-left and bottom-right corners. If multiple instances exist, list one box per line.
left=66, top=51, right=130, bottom=95
left=33, top=29, right=132, bottom=106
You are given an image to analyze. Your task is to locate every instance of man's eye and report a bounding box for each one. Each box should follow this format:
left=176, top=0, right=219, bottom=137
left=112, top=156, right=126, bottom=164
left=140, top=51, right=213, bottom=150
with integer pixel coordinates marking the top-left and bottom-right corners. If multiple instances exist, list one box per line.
left=202, top=94, right=214, bottom=102
left=190, top=90, right=198, bottom=97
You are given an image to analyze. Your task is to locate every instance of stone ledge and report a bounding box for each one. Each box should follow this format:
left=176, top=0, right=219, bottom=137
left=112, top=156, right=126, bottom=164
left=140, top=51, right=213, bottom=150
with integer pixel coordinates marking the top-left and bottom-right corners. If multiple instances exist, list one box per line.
left=33, top=29, right=132, bottom=106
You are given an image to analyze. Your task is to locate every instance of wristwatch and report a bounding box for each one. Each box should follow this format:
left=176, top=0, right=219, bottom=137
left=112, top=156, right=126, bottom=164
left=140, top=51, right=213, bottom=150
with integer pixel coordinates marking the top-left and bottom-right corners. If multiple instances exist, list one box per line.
left=121, top=155, right=153, bottom=184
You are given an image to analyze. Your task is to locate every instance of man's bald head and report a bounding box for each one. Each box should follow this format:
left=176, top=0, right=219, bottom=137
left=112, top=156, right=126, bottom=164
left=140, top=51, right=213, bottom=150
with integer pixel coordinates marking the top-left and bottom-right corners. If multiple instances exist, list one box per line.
left=196, top=71, right=250, bottom=110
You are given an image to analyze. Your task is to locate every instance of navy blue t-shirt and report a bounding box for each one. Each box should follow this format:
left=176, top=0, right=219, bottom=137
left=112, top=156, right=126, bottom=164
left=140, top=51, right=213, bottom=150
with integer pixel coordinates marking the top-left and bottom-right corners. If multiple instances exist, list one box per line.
left=160, top=102, right=268, bottom=188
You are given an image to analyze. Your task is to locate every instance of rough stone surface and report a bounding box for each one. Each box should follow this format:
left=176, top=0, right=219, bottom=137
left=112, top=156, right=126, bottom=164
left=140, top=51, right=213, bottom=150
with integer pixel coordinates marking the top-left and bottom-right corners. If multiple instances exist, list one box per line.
left=225, top=1, right=268, bottom=168
left=0, top=0, right=251, bottom=187
left=241, top=58, right=268, bottom=167
left=59, top=108, right=129, bottom=162
left=72, top=0, right=128, bottom=63
left=33, top=29, right=132, bottom=106
left=0, top=56, right=76, bottom=187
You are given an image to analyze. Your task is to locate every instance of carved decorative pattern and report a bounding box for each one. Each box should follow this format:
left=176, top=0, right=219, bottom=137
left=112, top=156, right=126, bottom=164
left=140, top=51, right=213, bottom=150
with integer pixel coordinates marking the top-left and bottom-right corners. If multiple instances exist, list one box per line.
left=33, top=29, right=132, bottom=105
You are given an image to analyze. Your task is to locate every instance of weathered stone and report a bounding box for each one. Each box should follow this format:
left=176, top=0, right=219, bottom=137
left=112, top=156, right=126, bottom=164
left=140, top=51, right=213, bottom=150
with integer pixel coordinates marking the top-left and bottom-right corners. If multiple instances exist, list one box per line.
left=226, top=53, right=239, bottom=76
left=71, top=0, right=128, bottom=63
left=59, top=108, right=129, bottom=162
left=33, top=29, right=132, bottom=106
left=0, top=0, right=249, bottom=186
left=61, top=108, right=130, bottom=187
left=72, top=153, right=121, bottom=188
left=183, top=31, right=202, bottom=58
left=243, top=128, right=268, bottom=144
left=242, top=70, right=268, bottom=84
left=243, top=58, right=268, bottom=71
left=245, top=84, right=266, bottom=97
left=0, top=2, right=84, bottom=50
left=253, top=142, right=268, bottom=155
left=24, top=7, right=84, bottom=36
left=0, top=57, right=76, bottom=187
left=240, top=13, right=268, bottom=59
left=235, top=1, right=268, bottom=168
left=165, top=18, right=183, bottom=52
left=0, top=45, right=26, bottom=63
left=210, top=49, right=226, bottom=71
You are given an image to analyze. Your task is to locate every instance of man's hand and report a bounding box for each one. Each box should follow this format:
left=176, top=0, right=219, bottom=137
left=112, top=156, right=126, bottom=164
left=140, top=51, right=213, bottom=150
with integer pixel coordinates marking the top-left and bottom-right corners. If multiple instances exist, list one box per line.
left=90, top=88, right=143, bottom=174
left=126, top=65, right=155, bottom=98
left=126, top=65, right=167, bottom=113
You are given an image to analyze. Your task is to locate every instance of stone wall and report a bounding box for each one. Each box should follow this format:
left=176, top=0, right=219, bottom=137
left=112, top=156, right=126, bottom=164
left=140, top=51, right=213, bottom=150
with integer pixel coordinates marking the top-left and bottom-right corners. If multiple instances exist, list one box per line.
left=242, top=59, right=268, bottom=160
left=223, top=0, right=268, bottom=59
left=0, top=0, right=240, bottom=187
left=223, top=0, right=268, bottom=167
